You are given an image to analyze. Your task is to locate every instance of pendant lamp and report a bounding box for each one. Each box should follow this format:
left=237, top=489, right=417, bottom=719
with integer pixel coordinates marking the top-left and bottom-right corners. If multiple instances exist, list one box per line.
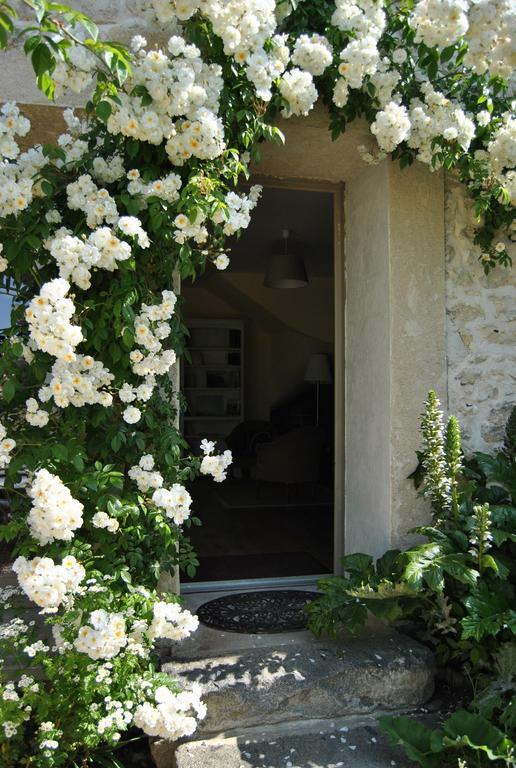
left=264, top=229, right=308, bottom=289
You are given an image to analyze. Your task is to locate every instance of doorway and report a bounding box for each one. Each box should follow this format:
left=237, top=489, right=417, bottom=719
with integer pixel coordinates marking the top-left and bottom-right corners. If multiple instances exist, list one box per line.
left=181, top=181, right=344, bottom=588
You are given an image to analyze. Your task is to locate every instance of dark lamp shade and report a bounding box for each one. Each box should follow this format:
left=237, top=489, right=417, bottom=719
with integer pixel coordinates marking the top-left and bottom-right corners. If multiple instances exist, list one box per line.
left=304, top=353, right=332, bottom=383
left=263, top=252, right=309, bottom=289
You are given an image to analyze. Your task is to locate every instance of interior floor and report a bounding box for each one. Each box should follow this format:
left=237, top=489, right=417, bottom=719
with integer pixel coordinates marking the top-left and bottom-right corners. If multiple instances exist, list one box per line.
left=183, top=477, right=333, bottom=582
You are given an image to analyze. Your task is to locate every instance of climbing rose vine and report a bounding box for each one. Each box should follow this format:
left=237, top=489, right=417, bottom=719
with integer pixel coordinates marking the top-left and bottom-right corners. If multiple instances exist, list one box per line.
left=0, top=0, right=513, bottom=764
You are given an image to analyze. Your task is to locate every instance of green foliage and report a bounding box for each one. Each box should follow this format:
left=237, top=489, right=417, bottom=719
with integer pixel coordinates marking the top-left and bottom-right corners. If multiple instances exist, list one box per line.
left=307, top=550, right=421, bottom=637
left=503, top=407, right=516, bottom=459
left=309, top=396, right=516, bottom=767
left=380, top=710, right=515, bottom=767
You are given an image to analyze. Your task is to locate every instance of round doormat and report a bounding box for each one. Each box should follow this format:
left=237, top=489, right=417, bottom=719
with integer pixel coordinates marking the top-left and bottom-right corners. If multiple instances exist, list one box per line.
left=196, top=590, right=319, bottom=634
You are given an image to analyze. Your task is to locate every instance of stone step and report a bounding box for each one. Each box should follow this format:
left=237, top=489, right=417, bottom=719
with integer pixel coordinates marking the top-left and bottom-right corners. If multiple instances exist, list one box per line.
left=161, top=632, right=434, bottom=737
left=152, top=714, right=421, bottom=768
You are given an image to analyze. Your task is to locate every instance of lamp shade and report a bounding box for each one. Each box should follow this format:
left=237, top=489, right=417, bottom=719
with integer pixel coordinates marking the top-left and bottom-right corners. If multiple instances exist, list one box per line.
left=264, top=251, right=309, bottom=289
left=304, top=353, right=332, bottom=383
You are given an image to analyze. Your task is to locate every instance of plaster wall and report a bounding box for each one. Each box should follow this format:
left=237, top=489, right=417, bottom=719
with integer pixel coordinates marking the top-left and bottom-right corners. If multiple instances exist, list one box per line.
left=344, top=163, right=392, bottom=558
left=388, top=163, right=446, bottom=549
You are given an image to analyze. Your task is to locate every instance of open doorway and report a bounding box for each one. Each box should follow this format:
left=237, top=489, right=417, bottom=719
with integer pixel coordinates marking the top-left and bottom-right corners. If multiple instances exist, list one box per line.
left=181, top=183, right=337, bottom=586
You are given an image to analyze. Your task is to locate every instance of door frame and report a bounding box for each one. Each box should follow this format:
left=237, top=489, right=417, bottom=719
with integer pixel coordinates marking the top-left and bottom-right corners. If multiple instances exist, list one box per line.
left=181, top=175, right=346, bottom=593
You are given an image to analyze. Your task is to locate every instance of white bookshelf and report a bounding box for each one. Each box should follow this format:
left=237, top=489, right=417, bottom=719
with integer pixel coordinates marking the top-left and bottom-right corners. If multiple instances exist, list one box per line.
left=182, top=319, right=243, bottom=451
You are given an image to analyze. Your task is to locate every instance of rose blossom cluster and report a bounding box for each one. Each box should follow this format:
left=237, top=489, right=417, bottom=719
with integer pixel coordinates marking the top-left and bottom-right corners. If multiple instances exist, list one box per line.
left=96, top=698, right=134, bottom=738
left=38, top=355, right=114, bottom=409
left=279, top=69, right=318, bottom=117
left=53, top=45, right=97, bottom=97
left=411, top=0, right=515, bottom=79
left=117, top=216, right=150, bottom=248
left=0, top=113, right=86, bottom=217
left=132, top=682, right=206, bottom=741
left=172, top=210, right=209, bottom=245
left=126, top=168, right=182, bottom=203
left=244, top=34, right=290, bottom=101
left=0, top=102, right=30, bottom=160
left=119, top=377, right=156, bottom=410
left=120, top=290, right=178, bottom=422
left=0, top=148, right=42, bottom=217
left=147, top=601, right=199, bottom=641
left=331, top=0, right=386, bottom=109
left=91, top=511, right=120, bottom=533
left=406, top=84, right=476, bottom=164
left=292, top=34, right=333, bottom=77
left=56, top=131, right=89, bottom=164
left=27, top=469, right=84, bottom=545
left=0, top=617, right=30, bottom=643
left=369, top=56, right=402, bottom=109
left=371, top=101, right=411, bottom=153
left=128, top=454, right=164, bottom=493
left=25, top=398, right=49, bottom=428
left=92, top=154, right=126, bottom=184
left=370, top=82, right=476, bottom=161
left=411, top=0, right=469, bottom=48
left=106, top=38, right=224, bottom=157
left=0, top=421, right=15, bottom=468
left=171, top=186, right=262, bottom=269
left=129, top=289, right=178, bottom=377
left=151, top=1, right=296, bottom=107
left=74, top=610, right=127, bottom=660
left=166, top=108, right=226, bottom=165
left=25, top=279, right=83, bottom=361
left=214, top=186, right=262, bottom=237
left=13, top=555, right=85, bottom=612
left=151, top=0, right=278, bottom=99
left=199, top=440, right=233, bottom=482
left=487, top=115, right=516, bottom=202
left=47, top=227, right=132, bottom=290
left=66, top=175, right=119, bottom=230
left=152, top=484, right=192, bottom=525
left=463, top=0, right=515, bottom=79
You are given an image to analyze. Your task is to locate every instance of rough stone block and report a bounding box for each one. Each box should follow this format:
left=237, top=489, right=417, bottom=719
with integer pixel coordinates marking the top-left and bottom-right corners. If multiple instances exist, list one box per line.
left=153, top=718, right=420, bottom=768
left=162, top=633, right=434, bottom=736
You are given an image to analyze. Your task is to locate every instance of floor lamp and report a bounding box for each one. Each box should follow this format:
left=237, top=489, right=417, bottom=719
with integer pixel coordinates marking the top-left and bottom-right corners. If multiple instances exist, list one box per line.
left=304, top=353, right=332, bottom=426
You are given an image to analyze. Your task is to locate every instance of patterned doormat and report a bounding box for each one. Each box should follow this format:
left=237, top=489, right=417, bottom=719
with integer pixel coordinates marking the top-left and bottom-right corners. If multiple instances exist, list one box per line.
left=196, top=590, right=319, bottom=633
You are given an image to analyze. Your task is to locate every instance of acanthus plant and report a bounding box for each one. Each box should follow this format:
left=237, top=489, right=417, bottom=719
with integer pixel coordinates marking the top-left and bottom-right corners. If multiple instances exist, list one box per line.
left=0, top=0, right=513, bottom=764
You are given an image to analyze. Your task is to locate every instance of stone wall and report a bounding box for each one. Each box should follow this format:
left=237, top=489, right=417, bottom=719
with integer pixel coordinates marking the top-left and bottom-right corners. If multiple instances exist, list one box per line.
left=445, top=177, right=516, bottom=452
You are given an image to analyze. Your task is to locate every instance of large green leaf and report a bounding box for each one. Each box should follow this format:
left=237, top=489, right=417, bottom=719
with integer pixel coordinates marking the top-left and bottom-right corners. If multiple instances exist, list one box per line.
left=403, top=542, right=444, bottom=591
left=490, top=504, right=516, bottom=531
left=341, top=552, right=374, bottom=579
left=439, top=553, right=479, bottom=586
left=462, top=582, right=516, bottom=640
left=473, top=452, right=516, bottom=500
left=442, top=710, right=513, bottom=760
left=378, top=716, right=442, bottom=767
left=376, top=549, right=403, bottom=579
